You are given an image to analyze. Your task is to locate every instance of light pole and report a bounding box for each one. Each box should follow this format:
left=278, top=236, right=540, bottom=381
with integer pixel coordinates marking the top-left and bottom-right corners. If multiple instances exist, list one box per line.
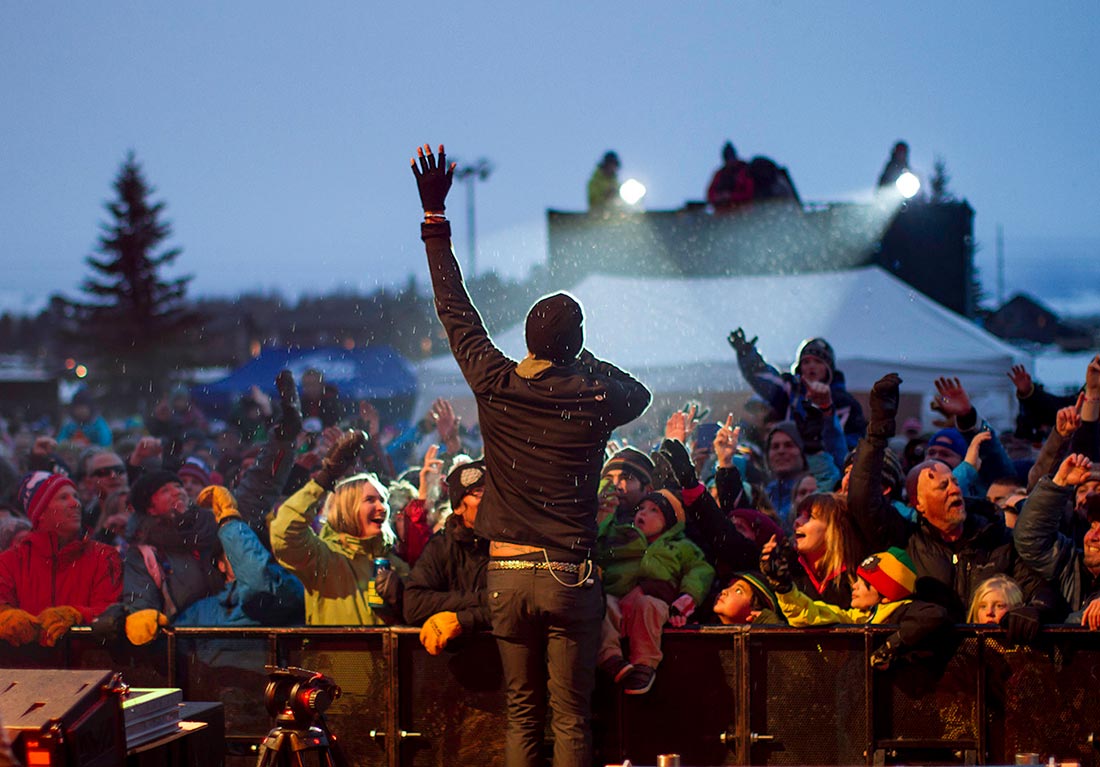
left=455, top=159, right=493, bottom=278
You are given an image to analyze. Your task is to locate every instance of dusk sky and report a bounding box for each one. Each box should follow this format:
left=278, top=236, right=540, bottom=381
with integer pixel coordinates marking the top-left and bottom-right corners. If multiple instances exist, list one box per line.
left=2, top=3, right=1098, bottom=317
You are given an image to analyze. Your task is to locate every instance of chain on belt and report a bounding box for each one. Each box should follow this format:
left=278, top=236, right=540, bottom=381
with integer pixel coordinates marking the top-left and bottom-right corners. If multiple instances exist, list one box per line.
left=487, top=559, right=582, bottom=574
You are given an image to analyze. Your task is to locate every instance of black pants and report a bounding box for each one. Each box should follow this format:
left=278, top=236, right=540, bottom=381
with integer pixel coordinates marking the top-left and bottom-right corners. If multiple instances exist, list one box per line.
left=488, top=566, right=604, bottom=767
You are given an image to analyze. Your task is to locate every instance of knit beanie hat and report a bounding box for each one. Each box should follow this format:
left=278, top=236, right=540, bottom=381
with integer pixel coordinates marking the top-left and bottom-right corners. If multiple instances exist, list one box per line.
left=730, top=571, right=780, bottom=614
left=842, top=446, right=905, bottom=494
left=177, top=458, right=210, bottom=489
left=525, top=292, right=584, bottom=365
left=856, top=547, right=917, bottom=603
left=766, top=422, right=806, bottom=457
left=18, top=471, right=77, bottom=528
left=602, top=447, right=655, bottom=486
left=447, top=459, right=486, bottom=509
left=794, top=337, right=835, bottom=378
left=638, top=489, right=685, bottom=530
left=928, top=428, right=967, bottom=459
left=130, top=470, right=182, bottom=515
left=730, top=508, right=787, bottom=551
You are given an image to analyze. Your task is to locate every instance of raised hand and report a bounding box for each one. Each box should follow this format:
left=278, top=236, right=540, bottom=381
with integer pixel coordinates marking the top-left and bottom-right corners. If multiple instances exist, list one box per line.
left=411, top=143, right=456, bottom=214
left=727, top=327, right=758, bottom=355
left=1054, top=453, right=1094, bottom=488
left=964, top=429, right=992, bottom=470
left=418, top=444, right=444, bottom=502
left=932, top=376, right=972, bottom=418
left=713, top=415, right=740, bottom=468
left=659, top=438, right=697, bottom=489
left=1056, top=401, right=1083, bottom=438
left=431, top=398, right=459, bottom=441
left=271, top=370, right=302, bottom=442
left=664, top=409, right=690, bottom=443
left=130, top=436, right=163, bottom=467
left=804, top=379, right=833, bottom=411
left=315, top=429, right=368, bottom=490
left=1007, top=364, right=1033, bottom=397
left=870, top=373, right=902, bottom=423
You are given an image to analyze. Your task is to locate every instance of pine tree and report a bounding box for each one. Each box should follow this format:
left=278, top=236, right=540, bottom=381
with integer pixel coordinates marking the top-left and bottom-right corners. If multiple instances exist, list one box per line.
left=930, top=155, right=954, bottom=203
left=63, top=152, right=200, bottom=409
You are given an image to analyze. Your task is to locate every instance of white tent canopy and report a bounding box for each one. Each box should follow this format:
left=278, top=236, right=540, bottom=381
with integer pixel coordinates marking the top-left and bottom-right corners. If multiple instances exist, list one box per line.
left=415, top=267, right=1031, bottom=430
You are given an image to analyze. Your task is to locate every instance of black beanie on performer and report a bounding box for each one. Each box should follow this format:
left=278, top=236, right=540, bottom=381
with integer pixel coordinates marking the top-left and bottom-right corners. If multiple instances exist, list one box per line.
left=525, top=292, right=584, bottom=365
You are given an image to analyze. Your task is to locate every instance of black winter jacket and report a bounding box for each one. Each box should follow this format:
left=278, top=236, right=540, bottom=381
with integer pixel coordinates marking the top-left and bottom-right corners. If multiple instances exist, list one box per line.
left=422, top=221, right=651, bottom=559
left=403, top=514, right=490, bottom=634
left=849, top=429, right=1060, bottom=622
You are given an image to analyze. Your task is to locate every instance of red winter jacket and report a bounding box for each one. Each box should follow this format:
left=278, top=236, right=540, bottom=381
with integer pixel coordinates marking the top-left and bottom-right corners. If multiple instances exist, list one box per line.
left=0, top=531, right=122, bottom=622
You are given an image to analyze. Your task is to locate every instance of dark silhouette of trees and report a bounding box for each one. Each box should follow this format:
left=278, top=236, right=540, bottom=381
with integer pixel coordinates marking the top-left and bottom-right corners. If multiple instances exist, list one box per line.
left=60, top=152, right=200, bottom=409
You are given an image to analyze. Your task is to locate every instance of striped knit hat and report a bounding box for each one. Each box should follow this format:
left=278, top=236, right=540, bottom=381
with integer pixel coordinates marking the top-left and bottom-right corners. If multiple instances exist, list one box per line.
left=18, top=471, right=77, bottom=528
left=857, top=547, right=917, bottom=603
left=731, top=571, right=780, bottom=614
left=602, top=447, right=655, bottom=486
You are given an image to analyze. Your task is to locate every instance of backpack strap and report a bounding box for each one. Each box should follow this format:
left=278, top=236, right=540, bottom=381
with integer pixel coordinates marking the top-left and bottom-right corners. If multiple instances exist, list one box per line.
left=136, top=544, right=178, bottom=619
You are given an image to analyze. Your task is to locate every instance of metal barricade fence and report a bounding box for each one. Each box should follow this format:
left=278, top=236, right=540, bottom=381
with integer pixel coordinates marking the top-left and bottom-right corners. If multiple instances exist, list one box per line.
left=2, top=625, right=1097, bottom=767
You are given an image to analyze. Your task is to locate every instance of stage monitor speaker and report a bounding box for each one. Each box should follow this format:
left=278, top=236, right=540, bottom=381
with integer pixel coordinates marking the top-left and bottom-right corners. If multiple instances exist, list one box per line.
left=0, top=668, right=126, bottom=767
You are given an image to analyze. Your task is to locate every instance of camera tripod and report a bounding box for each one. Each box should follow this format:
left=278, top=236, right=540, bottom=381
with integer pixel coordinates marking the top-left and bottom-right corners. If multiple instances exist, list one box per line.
left=255, top=712, right=348, bottom=767
left=256, top=666, right=348, bottom=767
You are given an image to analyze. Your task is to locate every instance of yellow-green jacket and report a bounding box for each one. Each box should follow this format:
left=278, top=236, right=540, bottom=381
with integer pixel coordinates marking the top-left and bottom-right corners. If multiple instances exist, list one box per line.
left=777, top=586, right=908, bottom=627
left=270, top=479, right=402, bottom=625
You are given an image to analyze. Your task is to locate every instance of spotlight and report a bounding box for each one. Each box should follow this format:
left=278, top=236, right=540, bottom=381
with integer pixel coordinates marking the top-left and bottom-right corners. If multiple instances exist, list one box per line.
left=895, top=171, right=920, bottom=199
left=619, top=178, right=646, bottom=206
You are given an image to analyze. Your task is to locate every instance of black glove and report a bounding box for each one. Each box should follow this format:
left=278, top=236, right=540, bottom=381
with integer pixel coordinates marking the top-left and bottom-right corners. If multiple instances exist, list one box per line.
left=271, top=370, right=303, bottom=442
left=411, top=144, right=454, bottom=213
left=659, top=438, right=698, bottom=489
left=314, top=430, right=368, bottom=490
left=727, top=327, right=758, bottom=356
left=759, top=541, right=794, bottom=594
left=870, top=373, right=902, bottom=423
left=870, top=632, right=902, bottom=671
left=86, top=603, right=127, bottom=643
left=1002, top=605, right=1041, bottom=645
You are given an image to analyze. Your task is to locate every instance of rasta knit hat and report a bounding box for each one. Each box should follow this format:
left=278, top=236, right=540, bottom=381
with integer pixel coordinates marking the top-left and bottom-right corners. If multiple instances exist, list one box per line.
left=929, top=428, right=967, bottom=459
left=602, top=447, right=655, bottom=486
left=447, top=459, right=486, bottom=509
left=130, top=470, right=182, bottom=515
left=730, top=571, right=780, bottom=614
left=18, top=471, right=77, bottom=528
left=857, top=547, right=917, bottom=603
left=638, top=489, right=685, bottom=530
left=525, top=292, right=584, bottom=365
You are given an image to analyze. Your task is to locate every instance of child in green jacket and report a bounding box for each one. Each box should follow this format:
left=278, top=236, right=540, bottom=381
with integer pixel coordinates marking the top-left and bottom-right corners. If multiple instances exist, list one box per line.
left=596, top=489, right=715, bottom=694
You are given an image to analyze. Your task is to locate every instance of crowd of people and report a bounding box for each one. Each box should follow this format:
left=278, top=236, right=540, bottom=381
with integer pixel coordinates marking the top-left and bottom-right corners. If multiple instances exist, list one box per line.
left=586, top=141, right=800, bottom=214
left=1, top=343, right=1096, bottom=655
left=0, top=140, right=1096, bottom=766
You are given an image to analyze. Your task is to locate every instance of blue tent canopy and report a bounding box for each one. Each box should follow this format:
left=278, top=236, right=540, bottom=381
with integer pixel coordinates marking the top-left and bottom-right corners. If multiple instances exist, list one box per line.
left=192, top=345, right=417, bottom=419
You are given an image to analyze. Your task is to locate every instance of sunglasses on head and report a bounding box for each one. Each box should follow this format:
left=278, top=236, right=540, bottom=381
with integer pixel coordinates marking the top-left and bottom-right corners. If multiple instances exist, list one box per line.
left=91, top=466, right=126, bottom=478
